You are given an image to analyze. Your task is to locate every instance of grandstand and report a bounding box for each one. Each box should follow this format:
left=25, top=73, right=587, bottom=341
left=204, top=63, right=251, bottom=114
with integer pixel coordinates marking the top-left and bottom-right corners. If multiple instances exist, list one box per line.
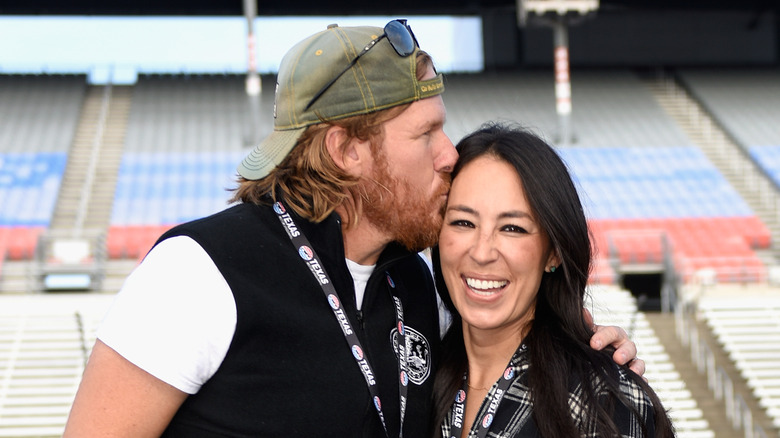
left=2, top=6, right=780, bottom=438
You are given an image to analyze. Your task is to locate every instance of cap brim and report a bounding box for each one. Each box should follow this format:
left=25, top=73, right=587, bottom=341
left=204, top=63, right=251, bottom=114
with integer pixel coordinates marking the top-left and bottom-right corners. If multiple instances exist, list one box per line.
left=237, top=127, right=307, bottom=180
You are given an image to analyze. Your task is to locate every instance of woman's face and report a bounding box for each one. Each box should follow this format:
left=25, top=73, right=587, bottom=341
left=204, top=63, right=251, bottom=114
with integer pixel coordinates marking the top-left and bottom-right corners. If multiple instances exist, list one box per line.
left=439, top=155, right=558, bottom=335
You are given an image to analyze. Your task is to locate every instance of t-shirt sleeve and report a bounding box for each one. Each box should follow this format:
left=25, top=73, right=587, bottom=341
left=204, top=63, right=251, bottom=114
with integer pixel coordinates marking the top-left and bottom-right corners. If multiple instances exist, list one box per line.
left=97, top=235, right=237, bottom=394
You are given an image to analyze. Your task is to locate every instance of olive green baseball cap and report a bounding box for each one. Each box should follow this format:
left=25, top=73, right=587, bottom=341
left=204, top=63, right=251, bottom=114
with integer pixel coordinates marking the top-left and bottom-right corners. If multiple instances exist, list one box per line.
left=237, top=21, right=445, bottom=180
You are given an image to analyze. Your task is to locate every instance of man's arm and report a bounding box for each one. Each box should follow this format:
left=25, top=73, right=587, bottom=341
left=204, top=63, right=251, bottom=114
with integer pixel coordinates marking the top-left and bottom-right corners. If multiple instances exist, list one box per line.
left=584, top=309, right=646, bottom=377
left=64, top=340, right=188, bottom=437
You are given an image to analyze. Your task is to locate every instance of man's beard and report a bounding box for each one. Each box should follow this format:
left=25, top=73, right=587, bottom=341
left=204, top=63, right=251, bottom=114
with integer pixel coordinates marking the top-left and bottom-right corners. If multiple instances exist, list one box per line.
left=360, top=162, right=450, bottom=252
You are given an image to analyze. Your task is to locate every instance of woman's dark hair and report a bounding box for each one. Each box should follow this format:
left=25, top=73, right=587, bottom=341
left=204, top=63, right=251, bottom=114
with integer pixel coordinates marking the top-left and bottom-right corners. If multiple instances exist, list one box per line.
left=431, top=122, right=674, bottom=437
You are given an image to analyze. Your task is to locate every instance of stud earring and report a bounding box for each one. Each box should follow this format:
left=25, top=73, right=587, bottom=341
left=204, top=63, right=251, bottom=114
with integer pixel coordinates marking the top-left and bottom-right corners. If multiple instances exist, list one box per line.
left=550, top=266, right=556, bottom=273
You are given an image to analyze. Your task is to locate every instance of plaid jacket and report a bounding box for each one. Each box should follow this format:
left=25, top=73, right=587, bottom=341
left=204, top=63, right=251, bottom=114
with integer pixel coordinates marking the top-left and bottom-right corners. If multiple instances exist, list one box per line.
left=440, top=346, right=657, bottom=437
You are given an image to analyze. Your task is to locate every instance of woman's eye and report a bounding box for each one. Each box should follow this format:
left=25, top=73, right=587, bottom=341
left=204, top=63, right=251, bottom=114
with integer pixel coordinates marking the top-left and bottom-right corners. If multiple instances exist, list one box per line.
left=448, top=219, right=474, bottom=228
left=502, top=224, right=528, bottom=234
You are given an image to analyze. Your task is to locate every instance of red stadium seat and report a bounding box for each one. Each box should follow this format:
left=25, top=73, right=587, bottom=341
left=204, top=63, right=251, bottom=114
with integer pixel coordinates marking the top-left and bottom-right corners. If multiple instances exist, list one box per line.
left=589, top=256, right=615, bottom=285
left=106, top=225, right=173, bottom=261
left=0, top=227, right=10, bottom=277
left=588, top=217, right=767, bottom=284
left=6, top=227, right=44, bottom=260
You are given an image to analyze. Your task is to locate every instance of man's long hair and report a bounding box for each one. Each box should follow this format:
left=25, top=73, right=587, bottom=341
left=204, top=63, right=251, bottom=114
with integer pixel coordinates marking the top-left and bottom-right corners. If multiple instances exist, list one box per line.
left=431, top=123, right=675, bottom=437
left=230, top=52, right=436, bottom=228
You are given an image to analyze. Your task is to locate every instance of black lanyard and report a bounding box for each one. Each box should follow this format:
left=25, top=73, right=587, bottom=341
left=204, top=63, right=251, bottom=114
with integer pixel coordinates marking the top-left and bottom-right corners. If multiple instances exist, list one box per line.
left=273, top=201, right=408, bottom=438
left=448, top=345, right=525, bottom=438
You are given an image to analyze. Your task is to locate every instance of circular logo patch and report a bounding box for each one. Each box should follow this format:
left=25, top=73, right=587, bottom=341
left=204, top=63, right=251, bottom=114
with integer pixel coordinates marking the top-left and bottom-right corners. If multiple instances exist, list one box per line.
left=504, top=367, right=515, bottom=380
left=351, top=345, right=364, bottom=360
left=272, top=202, right=286, bottom=215
left=327, top=294, right=340, bottom=310
left=455, top=389, right=466, bottom=403
left=298, top=245, right=314, bottom=261
left=482, top=413, right=493, bottom=428
left=391, top=326, right=431, bottom=385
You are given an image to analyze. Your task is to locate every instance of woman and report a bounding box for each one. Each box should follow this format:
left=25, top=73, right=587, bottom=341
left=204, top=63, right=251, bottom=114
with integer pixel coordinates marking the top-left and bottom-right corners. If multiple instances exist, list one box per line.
left=432, top=123, right=675, bottom=437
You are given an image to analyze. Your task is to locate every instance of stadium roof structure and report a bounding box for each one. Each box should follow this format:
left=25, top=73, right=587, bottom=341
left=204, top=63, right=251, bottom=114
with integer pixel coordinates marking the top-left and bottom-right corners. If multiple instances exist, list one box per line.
left=1, top=0, right=777, bottom=15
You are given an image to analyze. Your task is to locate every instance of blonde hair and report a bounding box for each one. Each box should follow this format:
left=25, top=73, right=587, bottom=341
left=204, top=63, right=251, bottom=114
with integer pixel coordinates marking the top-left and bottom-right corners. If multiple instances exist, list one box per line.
left=230, top=51, right=435, bottom=226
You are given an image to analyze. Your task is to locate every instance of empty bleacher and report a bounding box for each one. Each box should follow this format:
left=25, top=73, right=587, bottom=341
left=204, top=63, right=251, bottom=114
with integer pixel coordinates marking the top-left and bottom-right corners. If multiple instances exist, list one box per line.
left=105, top=75, right=271, bottom=261
left=679, top=69, right=780, bottom=150
left=0, top=293, right=114, bottom=437
left=680, top=69, right=780, bottom=204
left=444, top=69, right=692, bottom=148
left=696, top=293, right=780, bottom=430
left=445, top=69, right=772, bottom=286
left=0, top=76, right=87, bottom=278
left=564, top=146, right=770, bottom=283
left=0, top=76, right=86, bottom=155
left=1, top=67, right=779, bottom=437
left=588, top=285, right=715, bottom=437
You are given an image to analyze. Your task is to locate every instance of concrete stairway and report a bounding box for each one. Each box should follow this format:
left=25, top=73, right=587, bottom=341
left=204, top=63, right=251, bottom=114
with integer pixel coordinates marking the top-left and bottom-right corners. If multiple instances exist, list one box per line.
left=50, top=85, right=130, bottom=234
left=15, top=84, right=134, bottom=294
left=646, top=312, right=745, bottom=438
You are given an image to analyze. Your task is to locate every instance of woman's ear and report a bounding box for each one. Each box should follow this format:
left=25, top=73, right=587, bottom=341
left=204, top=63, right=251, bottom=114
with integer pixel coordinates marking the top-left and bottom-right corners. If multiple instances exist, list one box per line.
left=546, top=250, right=561, bottom=272
left=325, top=125, right=369, bottom=176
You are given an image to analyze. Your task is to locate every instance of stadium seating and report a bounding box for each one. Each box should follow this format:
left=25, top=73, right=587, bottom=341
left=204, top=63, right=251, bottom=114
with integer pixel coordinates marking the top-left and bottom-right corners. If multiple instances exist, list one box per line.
left=680, top=68, right=780, bottom=198
left=105, top=76, right=254, bottom=259
left=105, top=224, right=172, bottom=261
left=0, top=153, right=67, bottom=227
left=750, top=146, right=780, bottom=188
left=696, top=294, right=780, bottom=429
left=445, top=70, right=771, bottom=285
left=1, top=71, right=772, bottom=289
left=0, top=294, right=115, bottom=437
left=566, top=146, right=770, bottom=283
left=0, top=76, right=85, bottom=271
left=444, top=69, right=693, bottom=148
left=679, top=69, right=780, bottom=149
left=0, top=75, right=85, bottom=154
left=588, top=285, right=715, bottom=437
left=110, top=150, right=243, bottom=227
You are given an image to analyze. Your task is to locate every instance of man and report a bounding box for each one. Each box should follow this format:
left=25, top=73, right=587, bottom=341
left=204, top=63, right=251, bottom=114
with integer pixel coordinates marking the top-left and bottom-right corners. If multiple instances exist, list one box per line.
left=65, top=21, right=641, bottom=437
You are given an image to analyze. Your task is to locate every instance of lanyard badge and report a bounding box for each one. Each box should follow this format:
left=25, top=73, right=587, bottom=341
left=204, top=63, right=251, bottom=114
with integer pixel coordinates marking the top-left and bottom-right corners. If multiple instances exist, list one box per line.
left=273, top=201, right=408, bottom=437
left=447, top=346, right=524, bottom=438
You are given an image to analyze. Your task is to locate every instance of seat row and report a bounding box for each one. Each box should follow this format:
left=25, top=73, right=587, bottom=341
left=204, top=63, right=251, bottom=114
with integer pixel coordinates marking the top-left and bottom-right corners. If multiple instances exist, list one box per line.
left=587, top=286, right=715, bottom=437
left=696, top=295, right=780, bottom=429
left=0, top=293, right=114, bottom=437
left=2, top=217, right=767, bottom=286
left=589, top=216, right=769, bottom=284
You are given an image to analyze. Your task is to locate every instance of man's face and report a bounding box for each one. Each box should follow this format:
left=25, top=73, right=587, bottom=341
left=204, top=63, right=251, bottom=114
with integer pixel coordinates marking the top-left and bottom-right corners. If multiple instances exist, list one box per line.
left=360, top=67, right=458, bottom=251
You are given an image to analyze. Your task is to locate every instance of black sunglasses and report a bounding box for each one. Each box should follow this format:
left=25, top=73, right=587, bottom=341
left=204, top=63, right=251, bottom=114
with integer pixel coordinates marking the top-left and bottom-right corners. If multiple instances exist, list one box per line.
left=304, top=19, right=419, bottom=111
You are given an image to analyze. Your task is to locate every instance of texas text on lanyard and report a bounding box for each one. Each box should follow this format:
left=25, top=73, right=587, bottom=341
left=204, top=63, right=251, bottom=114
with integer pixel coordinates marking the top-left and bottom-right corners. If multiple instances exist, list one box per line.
left=273, top=201, right=409, bottom=438
left=448, top=345, right=526, bottom=438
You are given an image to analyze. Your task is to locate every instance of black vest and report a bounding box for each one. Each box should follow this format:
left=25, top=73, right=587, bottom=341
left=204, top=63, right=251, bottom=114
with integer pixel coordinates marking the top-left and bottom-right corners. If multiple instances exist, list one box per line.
left=158, top=202, right=440, bottom=437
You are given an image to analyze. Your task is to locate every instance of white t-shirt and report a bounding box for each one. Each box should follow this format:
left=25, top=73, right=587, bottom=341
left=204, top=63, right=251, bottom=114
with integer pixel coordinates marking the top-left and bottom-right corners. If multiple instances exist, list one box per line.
left=97, top=236, right=451, bottom=394
left=97, top=236, right=236, bottom=394
left=345, top=258, right=374, bottom=311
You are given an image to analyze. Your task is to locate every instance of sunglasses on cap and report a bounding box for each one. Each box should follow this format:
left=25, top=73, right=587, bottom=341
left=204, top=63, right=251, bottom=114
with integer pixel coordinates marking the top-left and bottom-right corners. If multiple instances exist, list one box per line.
left=304, top=19, right=420, bottom=111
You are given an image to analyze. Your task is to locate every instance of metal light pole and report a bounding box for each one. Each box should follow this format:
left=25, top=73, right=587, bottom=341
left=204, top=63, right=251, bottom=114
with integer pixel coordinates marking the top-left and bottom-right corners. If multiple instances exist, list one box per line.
left=553, top=15, right=572, bottom=146
left=243, top=0, right=261, bottom=147
left=517, top=0, right=599, bottom=146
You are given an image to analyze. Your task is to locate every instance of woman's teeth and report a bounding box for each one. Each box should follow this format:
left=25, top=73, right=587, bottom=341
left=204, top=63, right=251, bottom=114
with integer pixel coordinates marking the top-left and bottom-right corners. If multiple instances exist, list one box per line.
left=466, top=278, right=507, bottom=295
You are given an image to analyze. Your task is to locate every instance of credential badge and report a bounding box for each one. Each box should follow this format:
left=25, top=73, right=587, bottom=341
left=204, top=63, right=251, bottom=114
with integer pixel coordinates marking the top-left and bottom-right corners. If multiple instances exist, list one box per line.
left=391, top=325, right=431, bottom=385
